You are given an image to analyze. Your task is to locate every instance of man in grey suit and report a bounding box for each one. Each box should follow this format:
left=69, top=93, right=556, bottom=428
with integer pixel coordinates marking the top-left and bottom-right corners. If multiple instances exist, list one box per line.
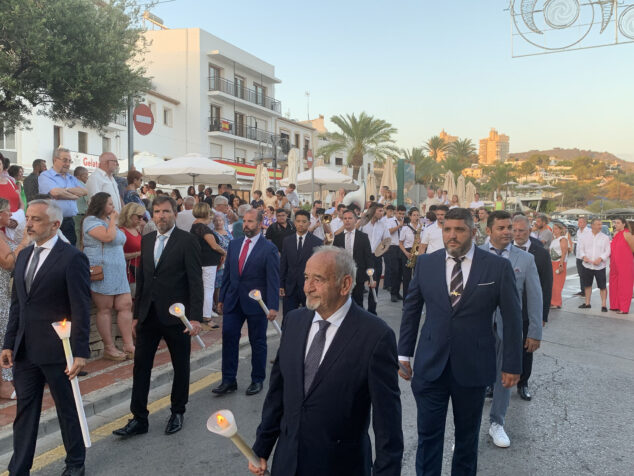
left=483, top=210, right=542, bottom=448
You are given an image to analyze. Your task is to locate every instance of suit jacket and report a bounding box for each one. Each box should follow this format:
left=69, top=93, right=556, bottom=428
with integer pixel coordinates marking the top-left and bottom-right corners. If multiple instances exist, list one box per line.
left=480, top=244, right=543, bottom=341
left=280, top=232, right=323, bottom=296
left=333, top=230, right=374, bottom=287
left=4, top=239, right=91, bottom=365
left=219, top=235, right=280, bottom=315
left=253, top=303, right=403, bottom=476
left=134, top=227, right=203, bottom=325
left=398, top=246, right=523, bottom=387
left=525, top=240, right=553, bottom=323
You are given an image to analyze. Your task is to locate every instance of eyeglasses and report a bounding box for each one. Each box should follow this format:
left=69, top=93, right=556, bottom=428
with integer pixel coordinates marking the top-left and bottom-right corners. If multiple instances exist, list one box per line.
left=134, top=214, right=145, bottom=219
left=55, top=158, right=72, bottom=164
left=107, top=159, right=119, bottom=163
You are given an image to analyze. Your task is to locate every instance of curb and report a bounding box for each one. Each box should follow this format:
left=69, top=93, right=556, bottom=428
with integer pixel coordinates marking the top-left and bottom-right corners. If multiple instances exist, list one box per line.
left=0, top=329, right=279, bottom=457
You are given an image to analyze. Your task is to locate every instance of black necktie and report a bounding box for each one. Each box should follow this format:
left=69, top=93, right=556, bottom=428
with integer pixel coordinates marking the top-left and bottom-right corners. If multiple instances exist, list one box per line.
left=304, top=320, right=331, bottom=394
left=449, top=257, right=465, bottom=308
left=298, top=235, right=303, bottom=254
left=491, top=247, right=504, bottom=256
left=514, top=244, right=527, bottom=251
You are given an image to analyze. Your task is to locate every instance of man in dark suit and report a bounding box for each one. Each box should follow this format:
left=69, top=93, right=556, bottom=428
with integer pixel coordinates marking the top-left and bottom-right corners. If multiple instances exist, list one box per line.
left=1, top=199, right=91, bottom=476
left=265, top=208, right=295, bottom=253
left=249, top=246, right=403, bottom=476
left=333, top=209, right=377, bottom=313
left=280, top=210, right=322, bottom=319
left=113, top=196, right=203, bottom=437
left=513, top=214, right=553, bottom=401
left=213, top=209, right=280, bottom=396
left=398, top=208, right=523, bottom=476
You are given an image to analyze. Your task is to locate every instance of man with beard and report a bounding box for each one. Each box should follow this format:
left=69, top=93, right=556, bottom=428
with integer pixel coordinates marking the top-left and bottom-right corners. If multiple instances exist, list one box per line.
left=249, top=246, right=403, bottom=476
left=213, top=209, right=280, bottom=396
left=398, top=208, right=522, bottom=475
left=113, top=196, right=203, bottom=437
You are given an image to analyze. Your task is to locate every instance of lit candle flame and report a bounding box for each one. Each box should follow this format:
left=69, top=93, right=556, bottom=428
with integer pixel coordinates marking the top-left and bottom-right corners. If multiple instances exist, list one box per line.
left=61, top=319, right=67, bottom=328
left=216, top=414, right=229, bottom=429
left=175, top=306, right=181, bottom=314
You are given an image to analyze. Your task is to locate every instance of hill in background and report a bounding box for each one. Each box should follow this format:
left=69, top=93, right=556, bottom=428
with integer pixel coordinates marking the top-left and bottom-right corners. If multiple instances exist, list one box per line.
left=509, top=148, right=634, bottom=171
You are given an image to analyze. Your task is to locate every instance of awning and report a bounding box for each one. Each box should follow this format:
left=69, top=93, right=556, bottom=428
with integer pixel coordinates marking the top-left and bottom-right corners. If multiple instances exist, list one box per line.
left=215, top=159, right=282, bottom=180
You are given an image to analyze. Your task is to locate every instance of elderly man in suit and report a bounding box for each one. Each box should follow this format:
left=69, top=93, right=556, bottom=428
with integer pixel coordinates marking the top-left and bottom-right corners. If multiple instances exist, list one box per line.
left=1, top=199, right=91, bottom=476
left=280, top=210, right=323, bottom=319
left=333, top=209, right=377, bottom=313
left=482, top=210, right=542, bottom=448
left=512, top=214, right=553, bottom=401
left=113, top=196, right=203, bottom=437
left=398, top=207, right=522, bottom=476
left=213, top=209, right=280, bottom=396
left=249, top=246, right=403, bottom=476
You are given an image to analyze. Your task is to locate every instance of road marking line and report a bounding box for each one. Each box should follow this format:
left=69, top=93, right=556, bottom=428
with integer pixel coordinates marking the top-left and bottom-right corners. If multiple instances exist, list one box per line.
left=0, top=372, right=222, bottom=475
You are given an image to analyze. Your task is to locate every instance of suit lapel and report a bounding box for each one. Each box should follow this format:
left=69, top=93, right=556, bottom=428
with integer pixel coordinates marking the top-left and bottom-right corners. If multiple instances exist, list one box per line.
left=453, top=247, right=485, bottom=313
left=241, top=236, right=264, bottom=275
left=156, top=228, right=179, bottom=269
left=305, top=303, right=361, bottom=399
left=28, top=239, right=65, bottom=295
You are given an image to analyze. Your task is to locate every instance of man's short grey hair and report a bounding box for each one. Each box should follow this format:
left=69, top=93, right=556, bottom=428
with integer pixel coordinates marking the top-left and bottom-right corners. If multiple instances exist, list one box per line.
left=183, top=196, right=196, bottom=207
left=28, top=199, right=63, bottom=223
left=214, top=195, right=228, bottom=206
left=512, top=214, right=530, bottom=227
left=311, top=246, right=357, bottom=291
left=237, top=203, right=252, bottom=217
left=53, top=147, right=70, bottom=159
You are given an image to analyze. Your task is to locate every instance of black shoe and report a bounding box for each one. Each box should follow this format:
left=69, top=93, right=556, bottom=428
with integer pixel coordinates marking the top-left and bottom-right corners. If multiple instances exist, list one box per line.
left=61, top=465, right=85, bottom=476
left=246, top=382, right=263, bottom=396
left=601, top=306, right=608, bottom=312
left=397, top=293, right=404, bottom=300
left=485, top=386, right=493, bottom=399
left=212, top=381, right=237, bottom=395
left=112, top=418, right=148, bottom=437
left=165, top=413, right=184, bottom=435
left=574, top=291, right=585, bottom=296
left=517, top=385, right=532, bottom=401
left=391, top=295, right=399, bottom=303
left=578, top=303, right=591, bottom=309
left=78, top=371, right=88, bottom=377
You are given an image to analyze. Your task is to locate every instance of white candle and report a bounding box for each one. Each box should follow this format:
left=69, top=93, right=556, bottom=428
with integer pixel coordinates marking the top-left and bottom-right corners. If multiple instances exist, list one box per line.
left=168, top=303, right=206, bottom=348
left=366, top=269, right=378, bottom=302
left=51, top=320, right=92, bottom=448
left=207, top=410, right=270, bottom=475
left=249, top=290, right=282, bottom=335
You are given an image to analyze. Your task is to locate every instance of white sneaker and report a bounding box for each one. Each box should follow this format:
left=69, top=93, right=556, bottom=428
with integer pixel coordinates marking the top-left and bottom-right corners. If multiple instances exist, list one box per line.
left=210, top=311, right=220, bottom=318
left=489, top=423, right=510, bottom=448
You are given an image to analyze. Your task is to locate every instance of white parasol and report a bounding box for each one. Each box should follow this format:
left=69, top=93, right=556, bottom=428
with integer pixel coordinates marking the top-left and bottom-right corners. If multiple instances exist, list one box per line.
left=142, top=153, right=236, bottom=187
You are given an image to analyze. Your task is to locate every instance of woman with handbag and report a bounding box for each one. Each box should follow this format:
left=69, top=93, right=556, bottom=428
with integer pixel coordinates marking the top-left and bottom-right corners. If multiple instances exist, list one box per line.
left=82, top=192, right=134, bottom=361
left=120, top=203, right=145, bottom=299
left=549, top=222, right=569, bottom=309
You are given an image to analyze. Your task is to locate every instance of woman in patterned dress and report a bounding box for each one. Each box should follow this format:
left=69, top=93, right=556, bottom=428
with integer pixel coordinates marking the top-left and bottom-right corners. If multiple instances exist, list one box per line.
left=213, top=213, right=232, bottom=308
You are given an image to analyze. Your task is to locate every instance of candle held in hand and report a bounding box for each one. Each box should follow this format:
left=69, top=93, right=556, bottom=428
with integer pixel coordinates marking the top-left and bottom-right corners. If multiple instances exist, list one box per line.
left=168, top=303, right=206, bottom=349
left=248, top=290, right=282, bottom=335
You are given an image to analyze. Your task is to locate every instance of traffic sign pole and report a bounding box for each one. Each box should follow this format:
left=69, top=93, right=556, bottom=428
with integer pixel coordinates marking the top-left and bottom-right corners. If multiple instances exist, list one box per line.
left=127, top=97, right=134, bottom=172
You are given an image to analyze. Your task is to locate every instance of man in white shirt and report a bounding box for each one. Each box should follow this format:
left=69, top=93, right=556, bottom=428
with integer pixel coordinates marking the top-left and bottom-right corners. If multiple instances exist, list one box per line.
left=175, top=196, right=196, bottom=231
left=421, top=188, right=441, bottom=214
left=308, top=200, right=331, bottom=241
left=578, top=218, right=611, bottom=311
left=574, top=216, right=589, bottom=296
left=86, top=152, right=123, bottom=212
left=285, top=183, right=300, bottom=213
left=420, top=205, right=448, bottom=254
left=329, top=204, right=346, bottom=235
left=384, top=205, right=404, bottom=301
left=469, top=193, right=484, bottom=209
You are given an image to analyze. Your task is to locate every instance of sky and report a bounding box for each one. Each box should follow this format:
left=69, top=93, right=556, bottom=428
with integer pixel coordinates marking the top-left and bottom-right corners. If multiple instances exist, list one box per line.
left=149, top=0, right=634, bottom=160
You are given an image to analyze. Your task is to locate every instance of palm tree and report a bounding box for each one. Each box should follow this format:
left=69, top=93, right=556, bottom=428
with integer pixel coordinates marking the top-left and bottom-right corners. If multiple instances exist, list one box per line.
left=317, top=112, right=400, bottom=179
left=404, top=147, right=442, bottom=185
left=423, top=135, right=449, bottom=162
left=485, top=163, right=515, bottom=196
left=448, top=138, right=477, bottom=163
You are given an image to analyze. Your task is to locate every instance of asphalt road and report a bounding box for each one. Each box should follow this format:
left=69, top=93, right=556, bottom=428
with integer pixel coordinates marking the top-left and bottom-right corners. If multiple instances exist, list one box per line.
left=31, top=255, right=634, bottom=475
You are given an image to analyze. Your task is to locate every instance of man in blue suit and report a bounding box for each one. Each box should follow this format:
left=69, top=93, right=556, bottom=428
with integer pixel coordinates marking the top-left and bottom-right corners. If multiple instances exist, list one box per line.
left=482, top=210, right=542, bottom=448
left=1, top=200, right=91, bottom=476
left=280, top=210, right=322, bottom=320
left=398, top=208, right=523, bottom=476
left=214, top=209, right=280, bottom=396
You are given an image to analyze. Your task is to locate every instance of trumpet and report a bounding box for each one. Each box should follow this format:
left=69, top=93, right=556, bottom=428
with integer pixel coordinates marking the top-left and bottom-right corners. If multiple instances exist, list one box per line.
left=321, top=213, right=332, bottom=224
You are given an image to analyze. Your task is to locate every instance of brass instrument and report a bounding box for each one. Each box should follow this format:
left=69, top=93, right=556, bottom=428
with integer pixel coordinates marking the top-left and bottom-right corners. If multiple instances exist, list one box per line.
left=406, top=227, right=422, bottom=269
left=359, top=205, right=377, bottom=227
left=321, top=213, right=332, bottom=224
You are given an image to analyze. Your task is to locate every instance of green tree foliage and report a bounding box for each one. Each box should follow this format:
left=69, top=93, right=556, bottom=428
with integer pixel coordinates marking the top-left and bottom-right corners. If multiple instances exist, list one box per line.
left=404, top=147, right=442, bottom=185
left=518, top=161, right=536, bottom=180
left=570, top=157, right=606, bottom=180
left=0, top=0, right=151, bottom=129
left=483, top=163, right=515, bottom=195
left=439, top=138, right=476, bottom=177
left=423, top=135, right=448, bottom=162
left=318, top=112, right=400, bottom=178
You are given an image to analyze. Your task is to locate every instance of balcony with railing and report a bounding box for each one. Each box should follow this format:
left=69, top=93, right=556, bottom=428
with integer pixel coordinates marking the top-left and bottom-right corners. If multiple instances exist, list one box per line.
left=208, top=77, right=281, bottom=114
left=208, top=117, right=275, bottom=144
left=110, top=113, right=127, bottom=127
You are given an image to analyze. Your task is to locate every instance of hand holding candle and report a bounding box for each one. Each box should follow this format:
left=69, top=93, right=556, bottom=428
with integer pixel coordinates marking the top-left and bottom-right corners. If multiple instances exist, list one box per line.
left=249, top=290, right=282, bottom=335
left=51, top=320, right=91, bottom=448
left=168, top=303, right=206, bottom=349
left=207, top=409, right=271, bottom=476
left=366, top=268, right=378, bottom=302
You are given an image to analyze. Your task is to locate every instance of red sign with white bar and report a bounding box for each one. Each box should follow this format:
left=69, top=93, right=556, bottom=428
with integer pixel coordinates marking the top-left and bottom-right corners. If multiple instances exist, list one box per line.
left=133, top=104, right=154, bottom=135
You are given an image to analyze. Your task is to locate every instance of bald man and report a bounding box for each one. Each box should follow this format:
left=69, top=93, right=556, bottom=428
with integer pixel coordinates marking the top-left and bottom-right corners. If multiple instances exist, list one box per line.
left=85, top=152, right=123, bottom=212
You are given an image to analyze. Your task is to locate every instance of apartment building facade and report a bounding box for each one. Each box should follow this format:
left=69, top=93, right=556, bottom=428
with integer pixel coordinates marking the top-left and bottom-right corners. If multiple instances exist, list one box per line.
left=479, top=128, right=510, bottom=165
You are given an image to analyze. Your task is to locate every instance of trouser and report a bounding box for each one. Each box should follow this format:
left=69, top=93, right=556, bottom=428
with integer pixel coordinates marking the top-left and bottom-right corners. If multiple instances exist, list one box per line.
left=202, top=265, right=217, bottom=318
left=73, top=214, right=85, bottom=246
left=221, top=303, right=267, bottom=384
left=412, top=360, right=485, bottom=476
left=283, top=288, right=306, bottom=320
left=551, top=261, right=566, bottom=307
left=518, top=319, right=533, bottom=388
left=576, top=258, right=584, bottom=293
left=61, top=217, right=77, bottom=246
left=387, top=245, right=402, bottom=296
left=131, top=311, right=191, bottom=420
left=10, top=356, right=85, bottom=475
left=490, top=332, right=511, bottom=427
left=402, top=248, right=414, bottom=300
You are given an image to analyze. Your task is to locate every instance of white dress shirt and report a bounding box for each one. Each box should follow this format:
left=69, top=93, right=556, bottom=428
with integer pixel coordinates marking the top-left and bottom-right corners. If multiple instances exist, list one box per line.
left=487, top=242, right=512, bottom=259
left=575, top=226, right=589, bottom=259
left=25, top=235, right=59, bottom=279
left=238, top=232, right=261, bottom=265
left=330, top=216, right=343, bottom=234
left=422, top=222, right=444, bottom=254
left=296, top=232, right=308, bottom=248
left=175, top=209, right=196, bottom=232
left=513, top=240, right=531, bottom=252
left=386, top=217, right=401, bottom=246
left=579, top=231, right=610, bottom=270
left=154, top=225, right=175, bottom=261
left=400, top=223, right=422, bottom=249
left=470, top=200, right=484, bottom=209
left=310, top=215, right=325, bottom=240
left=343, top=229, right=356, bottom=254
left=361, top=219, right=389, bottom=252
left=305, top=297, right=352, bottom=365
left=85, top=168, right=122, bottom=212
